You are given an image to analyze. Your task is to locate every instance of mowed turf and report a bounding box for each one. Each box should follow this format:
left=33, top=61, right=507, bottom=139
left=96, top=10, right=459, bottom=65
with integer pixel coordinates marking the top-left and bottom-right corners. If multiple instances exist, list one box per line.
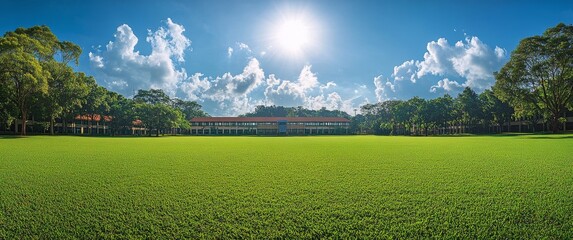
left=0, top=135, right=572, bottom=238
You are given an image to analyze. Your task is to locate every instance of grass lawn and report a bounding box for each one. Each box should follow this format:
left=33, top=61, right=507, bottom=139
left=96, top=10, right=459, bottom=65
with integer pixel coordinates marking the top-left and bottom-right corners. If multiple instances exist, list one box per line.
left=0, top=135, right=572, bottom=238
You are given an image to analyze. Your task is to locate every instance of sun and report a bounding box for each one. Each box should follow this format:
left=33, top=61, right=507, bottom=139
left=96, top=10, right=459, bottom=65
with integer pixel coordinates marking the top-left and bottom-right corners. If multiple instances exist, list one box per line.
left=268, top=12, right=320, bottom=59
left=275, top=19, right=311, bottom=55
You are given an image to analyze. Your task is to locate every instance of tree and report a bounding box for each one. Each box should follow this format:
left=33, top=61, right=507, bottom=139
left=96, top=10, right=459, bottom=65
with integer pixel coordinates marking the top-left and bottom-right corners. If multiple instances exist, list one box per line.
left=172, top=98, right=209, bottom=121
left=42, top=61, right=89, bottom=134
left=480, top=90, right=514, bottom=133
left=0, top=83, right=17, bottom=131
left=41, top=40, right=83, bottom=134
left=456, top=87, right=483, bottom=133
left=494, top=23, right=573, bottom=133
left=133, top=89, right=171, bottom=105
left=107, top=92, right=135, bottom=136
left=0, top=26, right=59, bottom=135
left=135, top=102, right=183, bottom=136
left=79, top=74, right=108, bottom=134
left=394, top=100, right=415, bottom=135
left=377, top=100, right=402, bottom=135
left=431, top=94, right=455, bottom=134
left=133, top=89, right=187, bottom=136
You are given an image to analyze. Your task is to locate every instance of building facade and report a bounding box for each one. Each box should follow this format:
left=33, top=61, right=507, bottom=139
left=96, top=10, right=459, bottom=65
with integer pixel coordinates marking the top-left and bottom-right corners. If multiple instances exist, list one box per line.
left=190, top=117, right=351, bottom=135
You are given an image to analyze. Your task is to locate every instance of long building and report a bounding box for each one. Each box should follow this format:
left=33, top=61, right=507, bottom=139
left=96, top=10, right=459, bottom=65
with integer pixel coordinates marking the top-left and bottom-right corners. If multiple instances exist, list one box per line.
left=190, top=117, right=351, bottom=135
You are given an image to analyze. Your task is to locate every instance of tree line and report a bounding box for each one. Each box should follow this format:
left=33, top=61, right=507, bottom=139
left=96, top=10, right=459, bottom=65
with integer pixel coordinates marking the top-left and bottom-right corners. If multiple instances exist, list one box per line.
left=0, top=26, right=208, bottom=136
left=240, top=105, right=351, bottom=118
left=1, top=23, right=572, bottom=136
left=353, top=88, right=517, bottom=135
left=353, top=23, right=573, bottom=135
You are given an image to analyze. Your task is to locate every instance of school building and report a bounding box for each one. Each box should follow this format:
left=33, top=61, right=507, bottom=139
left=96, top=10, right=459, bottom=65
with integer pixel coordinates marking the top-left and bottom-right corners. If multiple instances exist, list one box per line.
left=190, top=117, right=351, bottom=135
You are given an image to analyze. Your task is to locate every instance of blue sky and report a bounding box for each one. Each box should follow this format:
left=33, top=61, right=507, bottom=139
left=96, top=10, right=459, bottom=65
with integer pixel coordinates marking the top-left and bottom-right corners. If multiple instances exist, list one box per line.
left=2, top=0, right=572, bottom=115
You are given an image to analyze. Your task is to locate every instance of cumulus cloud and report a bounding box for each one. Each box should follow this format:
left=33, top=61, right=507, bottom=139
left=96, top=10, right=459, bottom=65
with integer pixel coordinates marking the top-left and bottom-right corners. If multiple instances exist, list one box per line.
left=392, top=60, right=417, bottom=82
left=178, top=58, right=270, bottom=115
left=184, top=58, right=265, bottom=102
left=180, top=73, right=211, bottom=101
left=237, top=42, right=251, bottom=52
left=320, top=82, right=337, bottom=92
left=90, top=20, right=360, bottom=116
left=379, top=36, right=507, bottom=101
left=89, top=18, right=191, bottom=96
left=373, top=75, right=395, bottom=102
left=264, top=65, right=355, bottom=113
left=430, top=78, right=464, bottom=93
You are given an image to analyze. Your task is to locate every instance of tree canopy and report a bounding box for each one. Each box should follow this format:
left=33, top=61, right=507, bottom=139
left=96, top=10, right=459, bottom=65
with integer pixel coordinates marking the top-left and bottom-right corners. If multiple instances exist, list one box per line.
left=0, top=26, right=209, bottom=136
left=494, top=23, right=573, bottom=133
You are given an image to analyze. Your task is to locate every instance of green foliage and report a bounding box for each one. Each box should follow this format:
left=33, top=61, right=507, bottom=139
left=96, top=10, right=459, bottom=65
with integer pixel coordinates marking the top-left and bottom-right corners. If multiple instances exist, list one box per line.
left=0, top=136, right=572, bottom=238
left=494, top=23, right=573, bottom=133
left=0, top=32, right=51, bottom=134
left=106, top=92, right=136, bottom=136
left=0, top=25, right=80, bottom=135
left=134, top=103, right=181, bottom=136
left=242, top=105, right=351, bottom=119
left=355, top=89, right=520, bottom=135
left=172, top=98, right=209, bottom=121
left=480, top=89, right=513, bottom=130
left=133, top=89, right=198, bottom=136
left=133, top=89, right=171, bottom=105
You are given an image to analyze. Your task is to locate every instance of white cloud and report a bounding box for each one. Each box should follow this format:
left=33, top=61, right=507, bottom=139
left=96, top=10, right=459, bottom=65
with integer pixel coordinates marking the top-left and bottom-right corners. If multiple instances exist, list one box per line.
left=392, top=60, right=417, bottom=82
left=264, top=65, right=355, bottom=112
left=190, top=58, right=265, bottom=102
left=494, top=46, right=506, bottom=59
left=373, top=75, right=395, bottom=102
left=298, top=65, right=319, bottom=90
left=320, top=81, right=337, bottom=92
left=377, top=35, right=507, bottom=101
left=237, top=42, right=251, bottom=52
left=180, top=73, right=211, bottom=101
left=416, top=36, right=506, bottom=89
left=430, top=78, right=464, bottom=93
left=89, top=18, right=191, bottom=96
left=89, top=20, right=360, bottom=116
left=179, top=58, right=266, bottom=115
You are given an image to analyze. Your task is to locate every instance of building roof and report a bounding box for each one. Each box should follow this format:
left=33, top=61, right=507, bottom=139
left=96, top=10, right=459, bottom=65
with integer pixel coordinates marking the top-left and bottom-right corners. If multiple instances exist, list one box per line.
left=190, top=117, right=351, bottom=123
left=75, top=114, right=112, bottom=122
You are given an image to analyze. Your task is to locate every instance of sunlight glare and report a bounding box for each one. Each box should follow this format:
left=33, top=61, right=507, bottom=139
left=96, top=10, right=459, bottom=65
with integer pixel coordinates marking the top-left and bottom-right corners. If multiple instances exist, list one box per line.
left=268, top=11, right=320, bottom=59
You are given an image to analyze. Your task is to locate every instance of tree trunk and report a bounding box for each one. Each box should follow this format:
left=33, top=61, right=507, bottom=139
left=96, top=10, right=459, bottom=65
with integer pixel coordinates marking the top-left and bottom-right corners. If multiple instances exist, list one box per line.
left=50, top=117, right=55, bottom=135
left=63, top=118, right=67, bottom=134
left=551, top=115, right=559, bottom=134
left=21, top=110, right=27, bottom=136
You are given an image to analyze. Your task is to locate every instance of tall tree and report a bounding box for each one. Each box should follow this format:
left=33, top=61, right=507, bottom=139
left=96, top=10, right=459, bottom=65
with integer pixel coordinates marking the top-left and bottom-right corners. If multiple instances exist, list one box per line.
left=0, top=26, right=58, bottom=134
left=172, top=98, right=209, bottom=121
left=80, top=74, right=108, bottom=134
left=431, top=94, right=455, bottom=134
left=42, top=40, right=83, bottom=134
left=42, top=61, right=88, bottom=134
left=494, top=23, right=573, bottom=133
left=133, top=89, right=171, bottom=105
left=480, top=89, right=514, bottom=133
left=456, top=87, right=483, bottom=133
left=135, top=102, right=183, bottom=136
left=107, top=92, right=135, bottom=136
left=0, top=83, right=17, bottom=131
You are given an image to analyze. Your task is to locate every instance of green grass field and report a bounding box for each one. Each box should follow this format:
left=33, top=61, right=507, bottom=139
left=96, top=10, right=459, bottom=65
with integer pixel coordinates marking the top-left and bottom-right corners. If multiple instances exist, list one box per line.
left=1, top=135, right=572, bottom=238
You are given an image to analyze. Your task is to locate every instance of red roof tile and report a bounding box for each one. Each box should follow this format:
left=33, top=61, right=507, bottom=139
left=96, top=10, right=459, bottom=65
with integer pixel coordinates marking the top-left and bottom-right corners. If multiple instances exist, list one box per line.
left=190, top=117, right=350, bottom=123
left=75, top=114, right=112, bottom=122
